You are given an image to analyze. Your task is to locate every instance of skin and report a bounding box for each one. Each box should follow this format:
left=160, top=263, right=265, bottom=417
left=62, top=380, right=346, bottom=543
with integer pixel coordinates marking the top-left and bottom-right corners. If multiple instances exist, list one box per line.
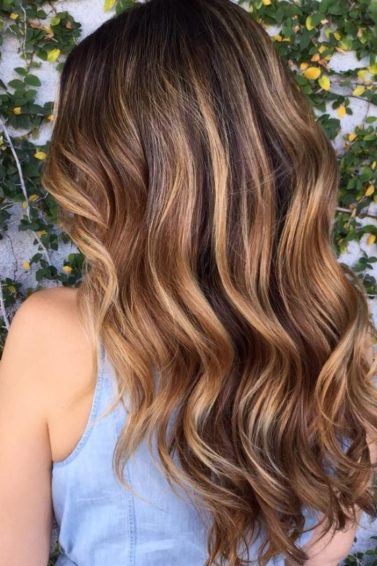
left=0, top=286, right=375, bottom=566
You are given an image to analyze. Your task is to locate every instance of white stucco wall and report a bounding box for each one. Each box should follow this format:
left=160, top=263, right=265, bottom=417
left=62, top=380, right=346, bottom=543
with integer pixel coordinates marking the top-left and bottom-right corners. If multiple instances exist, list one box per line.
left=1, top=0, right=376, bottom=560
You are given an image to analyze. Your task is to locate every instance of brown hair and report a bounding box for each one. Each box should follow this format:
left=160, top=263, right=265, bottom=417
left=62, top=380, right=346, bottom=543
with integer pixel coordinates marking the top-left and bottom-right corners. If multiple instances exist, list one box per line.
left=41, top=0, right=377, bottom=563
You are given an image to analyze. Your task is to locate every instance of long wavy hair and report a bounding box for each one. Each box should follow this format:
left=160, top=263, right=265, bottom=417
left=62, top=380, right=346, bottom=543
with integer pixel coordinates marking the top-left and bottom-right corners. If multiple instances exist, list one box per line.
left=41, top=0, right=377, bottom=563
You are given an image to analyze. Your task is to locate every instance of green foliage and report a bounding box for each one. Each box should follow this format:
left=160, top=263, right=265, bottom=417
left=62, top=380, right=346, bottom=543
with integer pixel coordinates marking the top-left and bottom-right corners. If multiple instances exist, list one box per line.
left=343, top=536, right=377, bottom=565
left=0, top=0, right=376, bottom=561
left=0, top=0, right=82, bottom=351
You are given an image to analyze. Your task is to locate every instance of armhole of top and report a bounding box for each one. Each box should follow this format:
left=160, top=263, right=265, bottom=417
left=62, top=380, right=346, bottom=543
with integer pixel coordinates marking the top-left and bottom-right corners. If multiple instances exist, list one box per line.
left=52, top=341, right=107, bottom=468
left=293, top=507, right=321, bottom=554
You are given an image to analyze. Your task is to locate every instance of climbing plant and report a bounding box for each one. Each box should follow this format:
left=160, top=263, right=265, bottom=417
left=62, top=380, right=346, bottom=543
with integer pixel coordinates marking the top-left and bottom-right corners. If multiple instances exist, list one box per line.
left=0, top=0, right=377, bottom=562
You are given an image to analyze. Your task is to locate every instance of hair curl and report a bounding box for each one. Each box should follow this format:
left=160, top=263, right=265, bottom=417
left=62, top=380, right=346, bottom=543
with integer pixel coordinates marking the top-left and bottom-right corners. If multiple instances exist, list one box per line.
left=42, top=0, right=377, bottom=563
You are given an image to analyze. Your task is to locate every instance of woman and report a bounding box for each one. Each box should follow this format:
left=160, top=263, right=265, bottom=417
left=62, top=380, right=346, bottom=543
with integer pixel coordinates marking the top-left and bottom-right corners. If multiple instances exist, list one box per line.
left=0, top=0, right=376, bottom=564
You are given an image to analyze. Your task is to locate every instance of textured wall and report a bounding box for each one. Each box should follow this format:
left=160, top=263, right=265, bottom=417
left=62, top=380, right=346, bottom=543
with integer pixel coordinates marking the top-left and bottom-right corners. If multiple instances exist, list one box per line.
left=1, top=0, right=376, bottom=560
left=0, top=0, right=109, bottom=295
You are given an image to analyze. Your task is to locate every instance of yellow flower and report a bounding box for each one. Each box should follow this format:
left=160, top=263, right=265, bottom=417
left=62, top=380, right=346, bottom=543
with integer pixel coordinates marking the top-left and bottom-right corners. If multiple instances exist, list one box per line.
left=36, top=230, right=47, bottom=237
left=272, top=34, right=283, bottom=42
left=367, top=234, right=376, bottom=246
left=347, top=132, right=357, bottom=142
left=8, top=285, right=16, bottom=294
left=47, top=114, right=54, bottom=121
left=318, top=45, right=327, bottom=54
left=9, top=12, right=19, bottom=20
left=300, top=62, right=309, bottom=71
left=47, top=48, right=61, bottom=62
left=368, top=63, right=377, bottom=75
left=338, top=40, right=350, bottom=51
left=318, top=74, right=330, bottom=91
left=104, top=0, right=116, bottom=10
left=262, top=0, right=272, bottom=5
left=13, top=106, right=22, bottom=115
left=333, top=31, right=342, bottom=40
left=22, top=260, right=31, bottom=270
left=303, top=67, right=321, bottom=80
left=371, top=161, right=377, bottom=170
left=352, top=85, right=365, bottom=96
left=62, top=265, right=73, bottom=274
left=34, top=150, right=47, bottom=160
left=22, top=201, right=28, bottom=209
left=365, top=185, right=375, bottom=197
left=337, top=105, right=346, bottom=118
left=311, top=53, right=320, bottom=62
left=29, top=194, right=39, bottom=202
left=305, top=16, right=314, bottom=30
left=357, top=69, right=368, bottom=81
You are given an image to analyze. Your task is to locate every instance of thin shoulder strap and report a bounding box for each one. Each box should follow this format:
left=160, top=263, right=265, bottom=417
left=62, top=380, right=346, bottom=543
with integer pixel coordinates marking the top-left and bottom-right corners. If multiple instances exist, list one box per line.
left=96, top=341, right=127, bottom=424
left=81, top=341, right=108, bottom=428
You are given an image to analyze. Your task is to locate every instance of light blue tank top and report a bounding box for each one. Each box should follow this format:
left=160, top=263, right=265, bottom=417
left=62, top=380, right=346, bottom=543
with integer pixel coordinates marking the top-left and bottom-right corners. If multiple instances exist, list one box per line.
left=51, top=342, right=319, bottom=565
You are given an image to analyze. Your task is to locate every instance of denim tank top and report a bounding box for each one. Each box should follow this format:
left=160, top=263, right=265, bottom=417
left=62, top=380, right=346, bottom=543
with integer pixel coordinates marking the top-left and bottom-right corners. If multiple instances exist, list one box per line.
left=51, top=342, right=319, bottom=566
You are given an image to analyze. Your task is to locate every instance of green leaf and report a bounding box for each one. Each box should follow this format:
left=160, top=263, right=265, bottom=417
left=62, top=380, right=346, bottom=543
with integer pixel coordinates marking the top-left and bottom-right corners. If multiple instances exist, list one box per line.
left=300, top=29, right=311, bottom=50
left=25, top=74, right=41, bottom=87
left=367, top=0, right=377, bottom=24
left=311, top=12, right=323, bottom=27
left=327, top=1, right=346, bottom=16
left=8, top=79, right=25, bottom=89
left=14, top=67, right=27, bottom=76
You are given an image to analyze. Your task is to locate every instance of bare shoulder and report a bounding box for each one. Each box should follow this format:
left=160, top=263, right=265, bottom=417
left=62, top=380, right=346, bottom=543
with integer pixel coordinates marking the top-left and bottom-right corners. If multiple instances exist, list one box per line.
left=0, top=285, right=96, bottom=463
left=8, top=285, right=81, bottom=338
left=1, top=285, right=93, bottom=389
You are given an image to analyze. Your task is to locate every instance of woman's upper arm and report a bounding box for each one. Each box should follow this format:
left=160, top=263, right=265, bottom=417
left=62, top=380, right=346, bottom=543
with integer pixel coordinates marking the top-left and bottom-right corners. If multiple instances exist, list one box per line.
left=0, top=293, right=54, bottom=566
